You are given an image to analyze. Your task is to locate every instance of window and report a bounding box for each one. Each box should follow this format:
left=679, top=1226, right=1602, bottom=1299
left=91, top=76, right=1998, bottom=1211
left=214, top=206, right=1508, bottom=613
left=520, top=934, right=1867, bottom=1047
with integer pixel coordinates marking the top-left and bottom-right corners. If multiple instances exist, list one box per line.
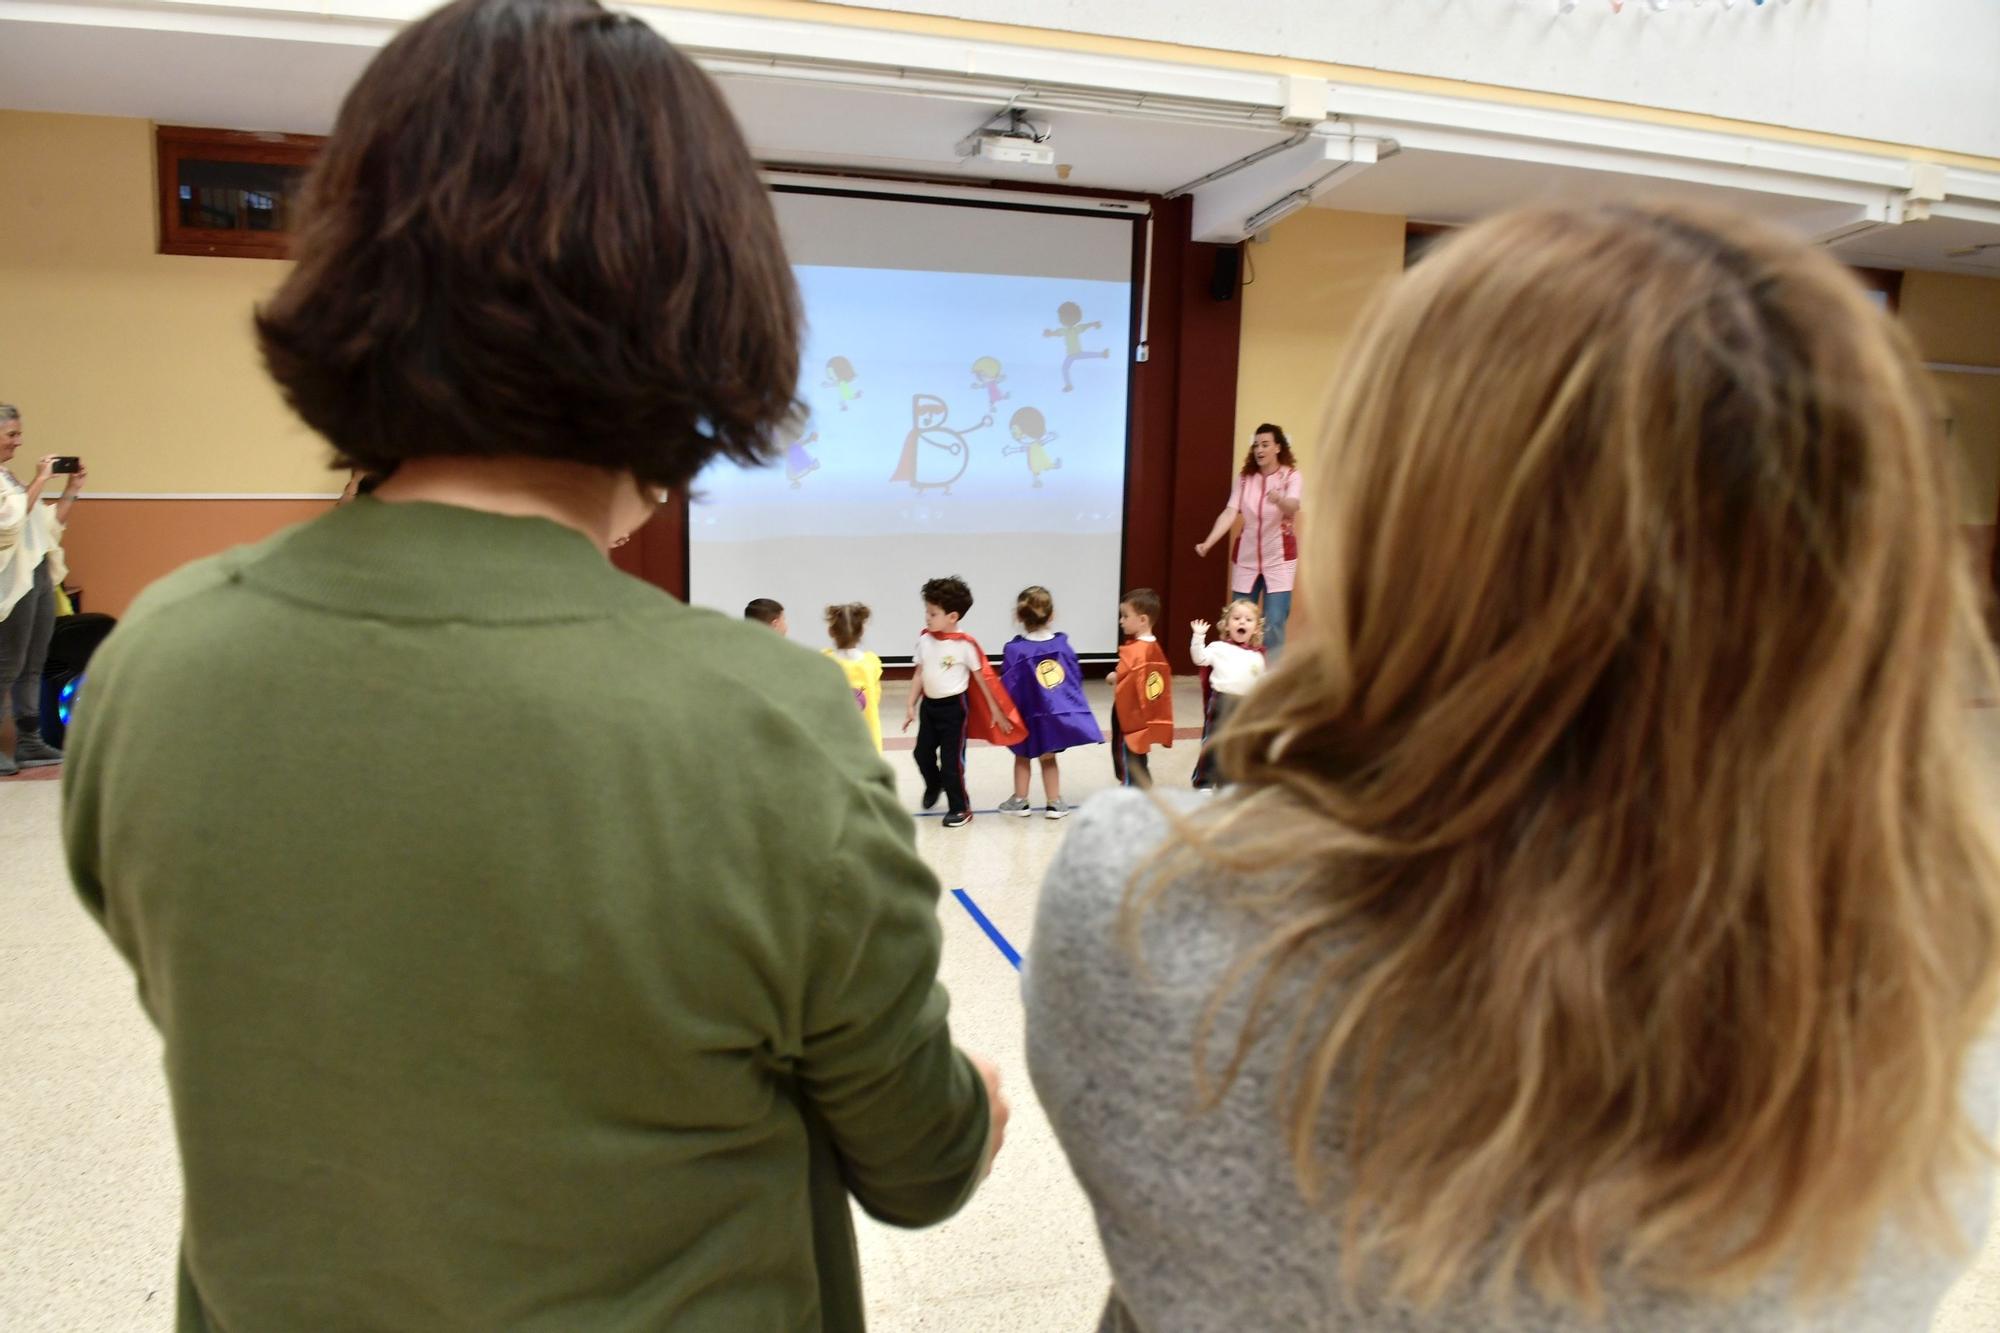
left=156, top=126, right=323, bottom=259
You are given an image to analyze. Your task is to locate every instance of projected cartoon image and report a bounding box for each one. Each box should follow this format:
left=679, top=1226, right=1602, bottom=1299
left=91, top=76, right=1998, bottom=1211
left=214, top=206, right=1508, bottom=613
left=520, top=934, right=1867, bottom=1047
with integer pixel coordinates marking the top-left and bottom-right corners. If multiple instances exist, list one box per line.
left=971, top=355, right=1010, bottom=410
left=1044, top=301, right=1110, bottom=392
left=1002, top=406, right=1062, bottom=488
left=823, top=355, right=864, bottom=410
left=890, top=394, right=992, bottom=495
left=688, top=242, right=1134, bottom=652
left=783, top=421, right=821, bottom=488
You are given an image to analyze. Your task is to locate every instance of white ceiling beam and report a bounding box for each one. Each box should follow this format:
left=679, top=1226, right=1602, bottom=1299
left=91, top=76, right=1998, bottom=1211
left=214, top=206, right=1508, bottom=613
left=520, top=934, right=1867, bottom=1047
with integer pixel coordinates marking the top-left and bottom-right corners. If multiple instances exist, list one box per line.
left=1190, top=133, right=1383, bottom=244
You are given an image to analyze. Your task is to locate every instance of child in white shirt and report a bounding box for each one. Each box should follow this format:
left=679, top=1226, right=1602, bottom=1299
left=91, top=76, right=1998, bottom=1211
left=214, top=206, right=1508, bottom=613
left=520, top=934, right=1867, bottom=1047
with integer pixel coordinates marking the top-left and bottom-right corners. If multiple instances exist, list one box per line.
left=1189, top=599, right=1266, bottom=789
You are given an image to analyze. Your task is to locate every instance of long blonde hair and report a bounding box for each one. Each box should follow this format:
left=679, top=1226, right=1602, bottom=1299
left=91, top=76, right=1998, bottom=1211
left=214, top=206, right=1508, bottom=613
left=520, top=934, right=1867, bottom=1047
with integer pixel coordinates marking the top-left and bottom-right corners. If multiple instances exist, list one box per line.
left=1139, top=203, right=2000, bottom=1311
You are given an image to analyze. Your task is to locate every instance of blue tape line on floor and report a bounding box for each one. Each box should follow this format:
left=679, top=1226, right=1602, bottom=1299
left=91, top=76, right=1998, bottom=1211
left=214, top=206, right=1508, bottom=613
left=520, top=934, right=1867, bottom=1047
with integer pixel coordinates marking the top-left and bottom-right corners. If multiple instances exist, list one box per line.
left=913, top=808, right=1003, bottom=819
left=951, top=888, right=1022, bottom=971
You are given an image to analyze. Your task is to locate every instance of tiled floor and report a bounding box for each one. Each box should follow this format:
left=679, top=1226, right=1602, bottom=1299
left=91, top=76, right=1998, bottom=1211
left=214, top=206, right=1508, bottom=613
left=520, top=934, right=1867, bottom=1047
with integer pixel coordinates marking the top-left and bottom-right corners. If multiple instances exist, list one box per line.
left=4, top=683, right=1998, bottom=1331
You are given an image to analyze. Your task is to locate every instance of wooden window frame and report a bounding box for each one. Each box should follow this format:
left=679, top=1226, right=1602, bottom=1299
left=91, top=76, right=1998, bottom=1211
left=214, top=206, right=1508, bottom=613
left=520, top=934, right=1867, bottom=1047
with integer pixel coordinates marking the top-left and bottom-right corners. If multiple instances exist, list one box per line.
left=156, top=126, right=324, bottom=260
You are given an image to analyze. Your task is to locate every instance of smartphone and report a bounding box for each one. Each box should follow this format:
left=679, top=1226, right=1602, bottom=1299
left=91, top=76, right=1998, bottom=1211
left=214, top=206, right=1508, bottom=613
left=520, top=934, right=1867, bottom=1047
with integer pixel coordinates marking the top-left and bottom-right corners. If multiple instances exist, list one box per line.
left=50, top=457, right=81, bottom=474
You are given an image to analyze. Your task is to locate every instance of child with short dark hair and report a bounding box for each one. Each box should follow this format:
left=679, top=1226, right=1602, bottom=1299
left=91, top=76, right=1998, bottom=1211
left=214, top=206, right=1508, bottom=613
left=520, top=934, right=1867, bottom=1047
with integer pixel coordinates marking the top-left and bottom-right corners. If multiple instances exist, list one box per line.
left=999, top=586, right=1103, bottom=819
left=743, top=598, right=787, bottom=635
left=824, top=602, right=883, bottom=752
left=1108, top=587, right=1173, bottom=788
left=901, top=576, right=1015, bottom=828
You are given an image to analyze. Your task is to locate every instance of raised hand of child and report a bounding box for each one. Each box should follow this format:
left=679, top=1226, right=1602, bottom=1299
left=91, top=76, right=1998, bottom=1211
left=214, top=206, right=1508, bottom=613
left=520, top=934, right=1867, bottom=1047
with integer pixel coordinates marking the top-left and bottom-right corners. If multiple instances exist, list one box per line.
left=1191, top=619, right=1211, bottom=639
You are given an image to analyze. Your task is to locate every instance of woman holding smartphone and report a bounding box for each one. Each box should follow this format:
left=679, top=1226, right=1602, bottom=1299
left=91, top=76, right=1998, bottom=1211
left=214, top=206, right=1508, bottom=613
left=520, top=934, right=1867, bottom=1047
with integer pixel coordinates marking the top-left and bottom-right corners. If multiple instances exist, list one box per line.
left=0, top=403, right=84, bottom=775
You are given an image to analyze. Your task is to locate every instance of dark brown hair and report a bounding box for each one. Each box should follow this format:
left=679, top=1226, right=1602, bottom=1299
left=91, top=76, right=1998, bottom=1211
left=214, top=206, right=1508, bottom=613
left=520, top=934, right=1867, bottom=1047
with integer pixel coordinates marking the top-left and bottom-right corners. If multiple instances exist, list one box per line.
left=1239, top=422, right=1298, bottom=476
left=825, top=602, right=871, bottom=649
left=257, top=0, right=801, bottom=490
left=1120, top=587, right=1161, bottom=629
left=743, top=598, right=784, bottom=626
left=1015, top=585, right=1054, bottom=632
left=922, top=576, right=973, bottom=618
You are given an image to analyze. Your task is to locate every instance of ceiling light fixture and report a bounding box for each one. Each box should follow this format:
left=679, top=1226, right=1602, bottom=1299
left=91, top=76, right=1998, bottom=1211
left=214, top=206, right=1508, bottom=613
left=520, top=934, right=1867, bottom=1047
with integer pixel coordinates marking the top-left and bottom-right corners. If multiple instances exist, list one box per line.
left=1244, top=190, right=1313, bottom=236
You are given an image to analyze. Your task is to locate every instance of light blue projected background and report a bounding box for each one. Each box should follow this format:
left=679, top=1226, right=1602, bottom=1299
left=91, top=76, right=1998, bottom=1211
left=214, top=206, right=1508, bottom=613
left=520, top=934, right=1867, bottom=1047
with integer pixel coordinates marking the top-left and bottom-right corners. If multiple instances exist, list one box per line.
left=689, top=191, right=1136, bottom=656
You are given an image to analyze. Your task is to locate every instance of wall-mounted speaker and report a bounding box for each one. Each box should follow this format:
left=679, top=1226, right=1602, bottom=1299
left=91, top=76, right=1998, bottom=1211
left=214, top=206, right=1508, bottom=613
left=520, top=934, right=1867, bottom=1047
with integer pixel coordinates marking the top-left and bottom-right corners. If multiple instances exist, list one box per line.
left=1209, top=247, right=1242, bottom=302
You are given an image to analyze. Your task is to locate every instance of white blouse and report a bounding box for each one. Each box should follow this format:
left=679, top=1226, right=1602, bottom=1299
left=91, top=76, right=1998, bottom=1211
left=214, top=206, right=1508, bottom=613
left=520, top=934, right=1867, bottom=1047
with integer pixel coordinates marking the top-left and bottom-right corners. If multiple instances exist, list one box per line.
left=0, top=469, right=63, bottom=620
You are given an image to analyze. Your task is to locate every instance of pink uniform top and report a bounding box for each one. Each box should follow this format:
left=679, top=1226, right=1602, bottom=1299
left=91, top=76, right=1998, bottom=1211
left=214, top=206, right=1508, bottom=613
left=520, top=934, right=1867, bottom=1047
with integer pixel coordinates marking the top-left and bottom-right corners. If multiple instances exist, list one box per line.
left=1227, top=466, right=1302, bottom=594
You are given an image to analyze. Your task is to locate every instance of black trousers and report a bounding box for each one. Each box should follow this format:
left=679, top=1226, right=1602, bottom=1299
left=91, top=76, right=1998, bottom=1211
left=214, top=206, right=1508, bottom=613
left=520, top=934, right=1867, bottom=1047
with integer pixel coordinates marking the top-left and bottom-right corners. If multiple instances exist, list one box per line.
left=1191, top=691, right=1242, bottom=789
left=0, top=558, right=55, bottom=729
left=1110, top=712, right=1152, bottom=789
left=915, top=693, right=970, bottom=814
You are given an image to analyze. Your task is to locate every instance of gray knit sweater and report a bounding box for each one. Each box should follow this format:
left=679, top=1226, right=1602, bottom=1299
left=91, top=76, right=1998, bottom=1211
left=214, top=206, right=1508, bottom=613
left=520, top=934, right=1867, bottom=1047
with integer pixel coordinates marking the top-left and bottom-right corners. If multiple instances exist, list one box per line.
left=1025, top=789, right=1999, bottom=1333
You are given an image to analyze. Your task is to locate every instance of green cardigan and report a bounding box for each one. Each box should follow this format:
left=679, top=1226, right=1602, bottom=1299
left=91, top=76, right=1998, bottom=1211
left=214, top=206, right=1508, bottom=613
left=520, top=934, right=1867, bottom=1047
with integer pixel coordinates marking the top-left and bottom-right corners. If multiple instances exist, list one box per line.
left=64, top=499, right=990, bottom=1332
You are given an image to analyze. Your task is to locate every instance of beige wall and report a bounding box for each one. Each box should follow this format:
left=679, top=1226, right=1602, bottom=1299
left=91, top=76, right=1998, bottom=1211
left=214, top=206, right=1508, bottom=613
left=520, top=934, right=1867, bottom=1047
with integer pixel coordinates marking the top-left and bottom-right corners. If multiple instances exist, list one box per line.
left=1901, top=272, right=2000, bottom=530
left=1904, top=270, right=2000, bottom=368
left=6, top=103, right=1997, bottom=608
left=0, top=109, right=332, bottom=496
left=1232, top=208, right=1407, bottom=470
left=1230, top=222, right=2000, bottom=532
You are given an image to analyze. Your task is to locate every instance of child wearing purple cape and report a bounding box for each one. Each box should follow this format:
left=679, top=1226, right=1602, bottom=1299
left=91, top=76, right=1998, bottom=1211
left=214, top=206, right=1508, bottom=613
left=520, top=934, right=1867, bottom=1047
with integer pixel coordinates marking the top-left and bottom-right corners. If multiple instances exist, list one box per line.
left=997, top=585, right=1104, bottom=819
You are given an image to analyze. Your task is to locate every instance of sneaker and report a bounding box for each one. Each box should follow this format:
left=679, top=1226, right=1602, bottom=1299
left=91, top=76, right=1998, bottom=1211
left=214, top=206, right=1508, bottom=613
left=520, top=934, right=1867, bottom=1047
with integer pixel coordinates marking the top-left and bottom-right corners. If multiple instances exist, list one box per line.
left=997, top=796, right=1033, bottom=817
left=14, top=732, right=63, bottom=768
left=922, top=780, right=942, bottom=811
left=1044, top=801, right=1076, bottom=821
left=0, top=749, right=17, bottom=778
left=941, top=810, right=973, bottom=829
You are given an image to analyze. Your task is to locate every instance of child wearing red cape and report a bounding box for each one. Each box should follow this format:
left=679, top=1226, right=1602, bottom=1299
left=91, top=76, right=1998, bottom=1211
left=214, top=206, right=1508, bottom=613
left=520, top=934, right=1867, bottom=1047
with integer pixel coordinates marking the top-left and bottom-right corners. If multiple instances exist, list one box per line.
left=900, top=576, right=1021, bottom=827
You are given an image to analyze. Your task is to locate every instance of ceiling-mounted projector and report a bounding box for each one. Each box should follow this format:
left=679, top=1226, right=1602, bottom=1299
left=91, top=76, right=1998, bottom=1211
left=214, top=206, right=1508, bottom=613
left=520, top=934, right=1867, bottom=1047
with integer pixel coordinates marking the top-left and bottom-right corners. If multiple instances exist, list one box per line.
left=979, top=135, right=1056, bottom=166
left=958, top=108, right=1055, bottom=167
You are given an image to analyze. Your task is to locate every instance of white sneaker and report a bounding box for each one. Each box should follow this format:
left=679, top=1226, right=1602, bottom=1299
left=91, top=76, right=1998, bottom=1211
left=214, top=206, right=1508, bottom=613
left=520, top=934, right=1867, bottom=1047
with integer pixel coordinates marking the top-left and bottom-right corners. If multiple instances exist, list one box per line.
left=997, top=796, right=1033, bottom=817
left=1045, top=801, right=1076, bottom=820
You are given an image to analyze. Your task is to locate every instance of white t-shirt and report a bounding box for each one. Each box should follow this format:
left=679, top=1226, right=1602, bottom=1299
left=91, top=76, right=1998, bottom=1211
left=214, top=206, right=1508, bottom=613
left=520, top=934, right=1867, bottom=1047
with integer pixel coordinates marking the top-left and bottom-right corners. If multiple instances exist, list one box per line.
left=915, top=634, right=972, bottom=699
left=1190, top=635, right=1265, bottom=696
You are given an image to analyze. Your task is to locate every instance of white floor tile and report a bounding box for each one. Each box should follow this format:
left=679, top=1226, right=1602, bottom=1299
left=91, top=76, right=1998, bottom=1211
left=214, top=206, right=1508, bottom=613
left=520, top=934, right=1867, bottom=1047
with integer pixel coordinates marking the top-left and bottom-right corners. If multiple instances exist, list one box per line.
left=6, top=687, right=1998, bottom=1331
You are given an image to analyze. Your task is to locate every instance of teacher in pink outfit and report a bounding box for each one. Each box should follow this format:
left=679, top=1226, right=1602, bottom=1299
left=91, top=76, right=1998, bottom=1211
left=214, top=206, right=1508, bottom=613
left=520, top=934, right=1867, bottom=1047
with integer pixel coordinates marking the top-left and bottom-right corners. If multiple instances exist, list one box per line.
left=1196, top=423, right=1302, bottom=659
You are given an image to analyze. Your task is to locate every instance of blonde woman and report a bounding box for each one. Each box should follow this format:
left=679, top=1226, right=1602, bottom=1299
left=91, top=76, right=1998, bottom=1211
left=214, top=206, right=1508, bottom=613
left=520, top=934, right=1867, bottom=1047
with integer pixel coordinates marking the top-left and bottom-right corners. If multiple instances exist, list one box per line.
left=1027, top=203, right=2000, bottom=1331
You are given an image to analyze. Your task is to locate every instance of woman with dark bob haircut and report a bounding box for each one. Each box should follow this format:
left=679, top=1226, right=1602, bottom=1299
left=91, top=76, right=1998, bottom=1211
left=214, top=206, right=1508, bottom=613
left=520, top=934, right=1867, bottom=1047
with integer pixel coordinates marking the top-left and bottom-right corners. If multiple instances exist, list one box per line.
left=62, top=2, right=1005, bottom=1329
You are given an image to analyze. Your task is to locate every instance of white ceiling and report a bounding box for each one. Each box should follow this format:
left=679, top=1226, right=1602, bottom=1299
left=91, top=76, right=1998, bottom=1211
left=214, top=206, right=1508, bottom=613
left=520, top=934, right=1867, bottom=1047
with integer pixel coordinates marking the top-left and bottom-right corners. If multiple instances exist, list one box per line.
left=711, top=75, right=1284, bottom=196
left=1312, top=149, right=2000, bottom=280
left=3, top=7, right=1997, bottom=275
left=0, top=21, right=376, bottom=136
left=1834, top=214, right=2000, bottom=278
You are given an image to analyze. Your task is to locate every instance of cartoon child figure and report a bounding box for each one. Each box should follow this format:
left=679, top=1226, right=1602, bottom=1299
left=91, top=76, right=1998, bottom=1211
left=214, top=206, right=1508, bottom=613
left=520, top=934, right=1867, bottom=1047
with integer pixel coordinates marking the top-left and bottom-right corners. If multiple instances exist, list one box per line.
left=970, top=355, right=1010, bottom=409
left=889, top=394, right=992, bottom=495
left=783, top=419, right=820, bottom=488
left=1002, top=406, right=1062, bottom=488
left=1042, top=301, right=1110, bottom=393
left=823, top=355, right=863, bottom=410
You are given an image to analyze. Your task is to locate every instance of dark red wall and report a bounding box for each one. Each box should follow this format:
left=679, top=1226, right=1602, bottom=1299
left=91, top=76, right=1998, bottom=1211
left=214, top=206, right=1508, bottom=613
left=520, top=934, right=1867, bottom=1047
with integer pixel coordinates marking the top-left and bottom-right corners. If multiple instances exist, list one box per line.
left=1124, top=195, right=1242, bottom=671
left=609, top=493, right=685, bottom=594
left=616, top=193, right=1241, bottom=675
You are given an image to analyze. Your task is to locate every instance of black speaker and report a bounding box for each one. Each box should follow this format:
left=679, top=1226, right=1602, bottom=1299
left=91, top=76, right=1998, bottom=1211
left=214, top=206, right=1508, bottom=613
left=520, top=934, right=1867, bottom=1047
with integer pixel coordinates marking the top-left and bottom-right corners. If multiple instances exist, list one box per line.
left=1209, top=247, right=1242, bottom=302
left=39, top=613, right=116, bottom=749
